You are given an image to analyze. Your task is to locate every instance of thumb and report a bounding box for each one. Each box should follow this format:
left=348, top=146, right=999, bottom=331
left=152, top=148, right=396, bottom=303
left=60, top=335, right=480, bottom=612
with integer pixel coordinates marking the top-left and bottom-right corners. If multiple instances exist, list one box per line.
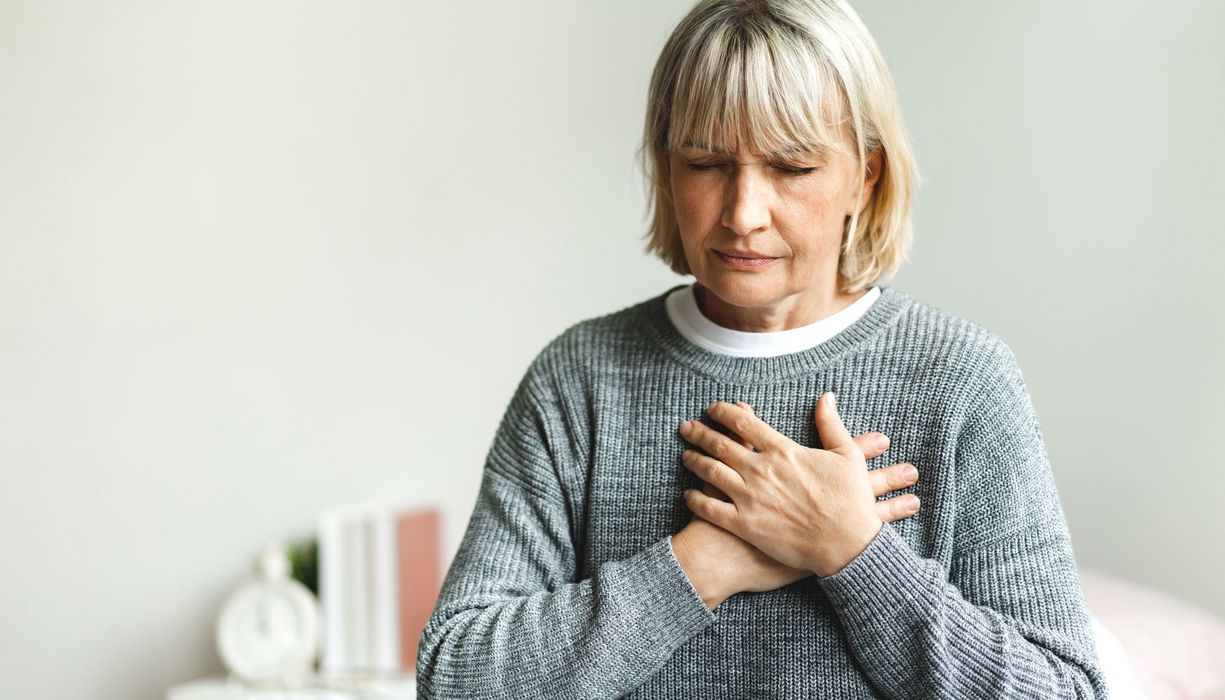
left=814, top=392, right=858, bottom=457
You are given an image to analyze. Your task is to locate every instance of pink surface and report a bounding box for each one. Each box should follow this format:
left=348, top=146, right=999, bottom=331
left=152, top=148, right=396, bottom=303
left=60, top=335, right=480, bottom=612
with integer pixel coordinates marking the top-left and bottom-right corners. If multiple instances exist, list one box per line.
left=397, top=509, right=442, bottom=672
left=1082, top=567, right=1225, bottom=700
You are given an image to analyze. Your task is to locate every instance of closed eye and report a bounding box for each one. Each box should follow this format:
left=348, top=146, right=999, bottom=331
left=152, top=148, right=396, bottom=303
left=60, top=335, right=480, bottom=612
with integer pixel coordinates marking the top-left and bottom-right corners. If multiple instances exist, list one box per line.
left=776, top=166, right=816, bottom=176
left=685, top=162, right=816, bottom=176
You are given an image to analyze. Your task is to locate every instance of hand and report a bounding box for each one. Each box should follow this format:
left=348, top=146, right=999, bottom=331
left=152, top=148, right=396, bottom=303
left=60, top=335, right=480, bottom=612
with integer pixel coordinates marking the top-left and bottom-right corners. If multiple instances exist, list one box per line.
left=679, top=393, right=890, bottom=577
left=700, top=403, right=922, bottom=527
left=672, top=406, right=921, bottom=607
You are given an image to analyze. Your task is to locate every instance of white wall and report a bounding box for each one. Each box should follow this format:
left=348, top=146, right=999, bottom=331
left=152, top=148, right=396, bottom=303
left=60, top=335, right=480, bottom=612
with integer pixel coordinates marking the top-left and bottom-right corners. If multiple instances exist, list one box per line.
left=1, top=2, right=1220, bottom=699
left=852, top=0, right=1225, bottom=615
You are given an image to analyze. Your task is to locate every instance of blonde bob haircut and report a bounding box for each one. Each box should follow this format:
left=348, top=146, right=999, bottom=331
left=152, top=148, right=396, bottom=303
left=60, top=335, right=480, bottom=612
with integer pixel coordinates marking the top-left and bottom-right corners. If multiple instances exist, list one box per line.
left=638, top=0, right=917, bottom=294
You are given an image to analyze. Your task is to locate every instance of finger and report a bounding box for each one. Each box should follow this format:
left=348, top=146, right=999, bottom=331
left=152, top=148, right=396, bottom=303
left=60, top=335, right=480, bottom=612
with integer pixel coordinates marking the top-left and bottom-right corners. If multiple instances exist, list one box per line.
left=707, top=401, right=785, bottom=452
left=701, top=480, right=732, bottom=503
left=813, top=392, right=859, bottom=458
left=680, top=417, right=754, bottom=467
left=733, top=402, right=756, bottom=452
left=867, top=462, right=918, bottom=497
left=731, top=404, right=883, bottom=460
left=874, top=493, right=921, bottom=522
left=683, top=488, right=738, bottom=530
left=681, top=449, right=745, bottom=498
left=854, top=432, right=890, bottom=460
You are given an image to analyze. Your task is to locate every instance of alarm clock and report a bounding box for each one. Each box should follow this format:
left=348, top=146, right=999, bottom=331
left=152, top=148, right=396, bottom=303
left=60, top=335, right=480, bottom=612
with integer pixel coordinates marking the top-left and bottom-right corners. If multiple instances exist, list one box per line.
left=215, top=544, right=322, bottom=685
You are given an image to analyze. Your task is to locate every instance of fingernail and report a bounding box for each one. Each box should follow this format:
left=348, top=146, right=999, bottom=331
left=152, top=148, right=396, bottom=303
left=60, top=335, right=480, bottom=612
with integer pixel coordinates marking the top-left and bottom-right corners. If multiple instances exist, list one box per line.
left=902, top=465, right=917, bottom=480
left=827, top=392, right=837, bottom=409
left=680, top=421, right=692, bottom=435
left=906, top=495, right=920, bottom=511
left=875, top=434, right=890, bottom=449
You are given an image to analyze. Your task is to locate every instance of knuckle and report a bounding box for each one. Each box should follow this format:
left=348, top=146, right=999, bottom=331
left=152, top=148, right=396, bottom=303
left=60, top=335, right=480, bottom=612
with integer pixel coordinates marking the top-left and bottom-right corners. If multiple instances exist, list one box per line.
left=688, top=453, right=707, bottom=475
left=876, top=501, right=896, bottom=522
left=870, top=471, right=890, bottom=495
left=686, top=490, right=703, bottom=511
left=748, top=458, right=770, bottom=478
left=883, top=501, right=905, bottom=521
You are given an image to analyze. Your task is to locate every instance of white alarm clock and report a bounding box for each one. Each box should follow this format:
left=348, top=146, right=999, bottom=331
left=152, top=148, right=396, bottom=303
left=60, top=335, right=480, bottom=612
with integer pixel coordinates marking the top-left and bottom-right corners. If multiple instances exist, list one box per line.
left=215, top=544, right=322, bottom=685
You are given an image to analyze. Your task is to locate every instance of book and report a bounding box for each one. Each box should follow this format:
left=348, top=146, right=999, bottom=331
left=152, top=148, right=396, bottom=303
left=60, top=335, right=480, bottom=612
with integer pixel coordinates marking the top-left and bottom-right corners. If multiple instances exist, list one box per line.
left=318, top=501, right=442, bottom=676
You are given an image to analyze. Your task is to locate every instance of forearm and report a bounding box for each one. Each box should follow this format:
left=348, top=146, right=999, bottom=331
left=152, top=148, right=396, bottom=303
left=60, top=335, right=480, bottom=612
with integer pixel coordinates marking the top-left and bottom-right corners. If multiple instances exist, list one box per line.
left=417, top=531, right=716, bottom=699
left=817, top=524, right=1107, bottom=699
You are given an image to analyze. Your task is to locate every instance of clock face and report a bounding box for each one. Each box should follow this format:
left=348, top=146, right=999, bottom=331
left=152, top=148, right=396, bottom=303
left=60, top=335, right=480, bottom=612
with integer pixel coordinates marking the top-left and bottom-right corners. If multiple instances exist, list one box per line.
left=217, top=579, right=320, bottom=682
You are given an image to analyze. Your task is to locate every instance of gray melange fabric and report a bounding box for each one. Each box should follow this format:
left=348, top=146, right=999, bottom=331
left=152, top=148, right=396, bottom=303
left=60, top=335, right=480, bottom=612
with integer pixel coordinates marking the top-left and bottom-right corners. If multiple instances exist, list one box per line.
left=416, top=284, right=1108, bottom=699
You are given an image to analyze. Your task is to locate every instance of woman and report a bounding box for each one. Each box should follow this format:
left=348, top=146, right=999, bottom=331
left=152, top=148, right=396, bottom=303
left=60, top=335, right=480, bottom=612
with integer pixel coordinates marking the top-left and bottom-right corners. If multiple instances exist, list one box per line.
left=417, top=0, right=1107, bottom=697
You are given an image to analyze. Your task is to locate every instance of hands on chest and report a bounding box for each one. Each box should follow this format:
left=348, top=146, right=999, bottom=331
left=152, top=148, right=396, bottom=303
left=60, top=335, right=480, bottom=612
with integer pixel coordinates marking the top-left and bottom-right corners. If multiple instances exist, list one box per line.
left=671, top=393, right=922, bottom=609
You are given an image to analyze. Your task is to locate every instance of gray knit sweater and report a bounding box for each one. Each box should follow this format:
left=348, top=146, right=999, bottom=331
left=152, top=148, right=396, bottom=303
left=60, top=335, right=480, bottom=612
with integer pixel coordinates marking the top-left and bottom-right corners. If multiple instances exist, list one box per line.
left=416, top=284, right=1108, bottom=699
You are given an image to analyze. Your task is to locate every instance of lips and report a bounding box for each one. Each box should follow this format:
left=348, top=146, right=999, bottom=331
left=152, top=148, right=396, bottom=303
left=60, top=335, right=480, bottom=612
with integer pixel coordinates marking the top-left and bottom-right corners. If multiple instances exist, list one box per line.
left=716, top=250, right=778, bottom=260
left=713, top=250, right=780, bottom=269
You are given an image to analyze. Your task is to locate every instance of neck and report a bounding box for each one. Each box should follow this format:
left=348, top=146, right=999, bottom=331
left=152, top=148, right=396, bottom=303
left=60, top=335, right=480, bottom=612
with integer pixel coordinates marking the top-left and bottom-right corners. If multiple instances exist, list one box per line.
left=694, top=282, right=869, bottom=333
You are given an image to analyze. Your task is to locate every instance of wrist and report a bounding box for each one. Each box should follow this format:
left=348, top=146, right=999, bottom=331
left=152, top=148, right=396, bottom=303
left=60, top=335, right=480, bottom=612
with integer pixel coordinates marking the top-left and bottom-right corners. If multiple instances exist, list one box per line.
left=672, top=527, right=734, bottom=610
left=813, top=519, right=884, bottom=578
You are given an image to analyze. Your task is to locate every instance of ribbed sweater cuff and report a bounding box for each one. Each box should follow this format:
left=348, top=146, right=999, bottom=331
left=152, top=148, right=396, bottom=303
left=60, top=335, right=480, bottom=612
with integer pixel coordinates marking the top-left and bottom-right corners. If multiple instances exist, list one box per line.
left=816, top=523, right=938, bottom=616
left=617, top=535, right=718, bottom=648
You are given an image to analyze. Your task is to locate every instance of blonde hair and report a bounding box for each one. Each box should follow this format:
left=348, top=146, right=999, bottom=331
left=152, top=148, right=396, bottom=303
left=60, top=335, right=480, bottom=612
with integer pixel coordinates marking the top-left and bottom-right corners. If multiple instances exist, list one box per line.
left=637, top=0, right=917, bottom=293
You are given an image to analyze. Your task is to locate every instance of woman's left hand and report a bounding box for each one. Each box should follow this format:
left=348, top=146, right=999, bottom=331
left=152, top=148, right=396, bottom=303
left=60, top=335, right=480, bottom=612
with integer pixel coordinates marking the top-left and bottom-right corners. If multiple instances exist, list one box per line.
left=679, top=392, right=885, bottom=578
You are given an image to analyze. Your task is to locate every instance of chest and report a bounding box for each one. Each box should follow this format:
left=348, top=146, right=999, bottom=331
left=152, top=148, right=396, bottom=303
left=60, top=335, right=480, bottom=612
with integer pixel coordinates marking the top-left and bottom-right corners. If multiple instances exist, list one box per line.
left=566, top=376, right=960, bottom=578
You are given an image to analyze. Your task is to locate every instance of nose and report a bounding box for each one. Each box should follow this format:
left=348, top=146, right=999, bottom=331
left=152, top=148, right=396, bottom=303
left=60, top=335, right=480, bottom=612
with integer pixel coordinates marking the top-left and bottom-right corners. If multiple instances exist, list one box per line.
left=720, top=167, right=771, bottom=236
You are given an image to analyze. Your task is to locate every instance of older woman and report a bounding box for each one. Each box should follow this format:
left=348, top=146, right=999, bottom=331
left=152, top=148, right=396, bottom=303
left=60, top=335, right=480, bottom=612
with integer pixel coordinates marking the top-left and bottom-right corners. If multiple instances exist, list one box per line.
left=416, top=0, right=1107, bottom=698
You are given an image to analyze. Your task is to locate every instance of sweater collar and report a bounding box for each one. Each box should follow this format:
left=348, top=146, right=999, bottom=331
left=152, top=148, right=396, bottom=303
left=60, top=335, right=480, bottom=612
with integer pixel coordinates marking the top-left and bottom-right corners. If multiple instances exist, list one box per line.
left=640, top=283, right=913, bottom=384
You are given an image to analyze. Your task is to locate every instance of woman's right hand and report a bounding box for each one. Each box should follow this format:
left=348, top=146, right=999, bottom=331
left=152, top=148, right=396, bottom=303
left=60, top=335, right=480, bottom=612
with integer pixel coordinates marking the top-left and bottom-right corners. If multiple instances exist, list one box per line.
left=672, top=415, right=921, bottom=609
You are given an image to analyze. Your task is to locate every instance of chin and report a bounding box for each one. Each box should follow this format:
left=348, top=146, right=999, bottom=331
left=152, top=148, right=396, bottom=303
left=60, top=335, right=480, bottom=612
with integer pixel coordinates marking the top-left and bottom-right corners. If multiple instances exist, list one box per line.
left=701, top=277, right=780, bottom=308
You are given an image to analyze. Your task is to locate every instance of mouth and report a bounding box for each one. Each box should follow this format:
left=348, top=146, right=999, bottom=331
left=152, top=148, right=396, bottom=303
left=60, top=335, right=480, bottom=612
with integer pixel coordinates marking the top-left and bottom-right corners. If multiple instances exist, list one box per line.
left=713, top=250, right=780, bottom=269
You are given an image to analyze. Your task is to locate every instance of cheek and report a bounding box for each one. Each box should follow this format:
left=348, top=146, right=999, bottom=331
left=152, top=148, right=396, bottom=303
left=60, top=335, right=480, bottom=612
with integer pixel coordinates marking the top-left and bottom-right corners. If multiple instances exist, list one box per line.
left=671, top=175, right=721, bottom=229
left=778, top=188, right=846, bottom=254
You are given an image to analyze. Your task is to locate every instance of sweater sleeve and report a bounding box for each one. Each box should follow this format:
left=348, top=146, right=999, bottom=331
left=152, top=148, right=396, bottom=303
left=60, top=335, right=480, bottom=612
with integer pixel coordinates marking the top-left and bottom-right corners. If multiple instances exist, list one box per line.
left=415, top=365, right=718, bottom=699
left=815, top=341, right=1109, bottom=699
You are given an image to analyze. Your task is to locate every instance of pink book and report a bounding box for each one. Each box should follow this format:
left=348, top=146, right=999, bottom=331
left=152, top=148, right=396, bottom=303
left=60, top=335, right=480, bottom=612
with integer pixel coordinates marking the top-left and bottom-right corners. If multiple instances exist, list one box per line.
left=397, top=508, right=442, bottom=671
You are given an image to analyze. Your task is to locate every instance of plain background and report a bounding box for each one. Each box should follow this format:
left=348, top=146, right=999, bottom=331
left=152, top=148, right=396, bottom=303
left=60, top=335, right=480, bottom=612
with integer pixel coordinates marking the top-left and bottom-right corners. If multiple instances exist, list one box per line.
left=2, top=1, right=1222, bottom=698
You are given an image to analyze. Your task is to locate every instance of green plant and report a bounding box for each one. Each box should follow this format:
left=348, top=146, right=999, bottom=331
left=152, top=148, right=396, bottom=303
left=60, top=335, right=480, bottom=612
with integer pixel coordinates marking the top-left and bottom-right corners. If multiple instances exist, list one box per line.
left=286, top=536, right=319, bottom=597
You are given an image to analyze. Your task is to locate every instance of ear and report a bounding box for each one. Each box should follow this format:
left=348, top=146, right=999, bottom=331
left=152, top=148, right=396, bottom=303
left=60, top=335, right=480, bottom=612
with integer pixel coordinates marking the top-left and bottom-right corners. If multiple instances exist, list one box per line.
left=853, top=147, right=884, bottom=215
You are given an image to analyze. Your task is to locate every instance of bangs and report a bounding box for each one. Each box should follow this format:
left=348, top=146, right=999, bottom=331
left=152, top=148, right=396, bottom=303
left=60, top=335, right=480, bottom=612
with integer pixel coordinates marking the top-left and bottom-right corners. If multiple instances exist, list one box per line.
left=641, top=0, right=916, bottom=290
left=665, top=17, right=851, bottom=158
